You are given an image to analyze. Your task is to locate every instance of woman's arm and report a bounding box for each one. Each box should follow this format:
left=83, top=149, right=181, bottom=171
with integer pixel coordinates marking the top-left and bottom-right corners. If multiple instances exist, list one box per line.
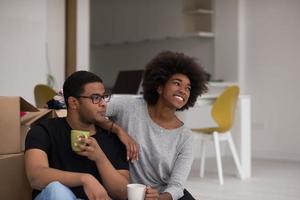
left=145, top=187, right=172, bottom=200
left=97, top=118, right=139, bottom=161
left=163, top=135, right=194, bottom=200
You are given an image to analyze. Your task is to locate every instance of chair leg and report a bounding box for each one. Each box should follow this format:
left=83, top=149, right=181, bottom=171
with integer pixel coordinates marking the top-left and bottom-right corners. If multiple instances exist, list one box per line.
left=213, top=132, right=224, bottom=185
left=227, top=133, right=244, bottom=179
left=200, top=138, right=206, bottom=178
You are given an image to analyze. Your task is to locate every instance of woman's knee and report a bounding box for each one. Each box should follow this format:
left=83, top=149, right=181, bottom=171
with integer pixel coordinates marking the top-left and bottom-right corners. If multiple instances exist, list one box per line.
left=178, top=189, right=196, bottom=200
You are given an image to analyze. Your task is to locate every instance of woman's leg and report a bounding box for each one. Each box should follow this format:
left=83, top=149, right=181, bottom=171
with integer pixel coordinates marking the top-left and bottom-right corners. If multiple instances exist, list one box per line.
left=178, top=189, right=196, bottom=200
left=34, top=181, right=77, bottom=200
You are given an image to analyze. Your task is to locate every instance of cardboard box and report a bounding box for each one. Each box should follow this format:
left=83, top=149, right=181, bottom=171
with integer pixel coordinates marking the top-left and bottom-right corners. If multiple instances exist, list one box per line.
left=0, top=97, right=53, bottom=154
left=53, top=109, right=67, bottom=118
left=20, top=108, right=55, bottom=152
left=0, top=153, right=32, bottom=200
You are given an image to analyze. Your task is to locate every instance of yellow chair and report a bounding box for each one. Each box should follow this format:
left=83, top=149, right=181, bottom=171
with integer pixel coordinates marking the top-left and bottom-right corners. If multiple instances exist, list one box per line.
left=192, top=85, right=244, bottom=185
left=34, top=84, right=57, bottom=108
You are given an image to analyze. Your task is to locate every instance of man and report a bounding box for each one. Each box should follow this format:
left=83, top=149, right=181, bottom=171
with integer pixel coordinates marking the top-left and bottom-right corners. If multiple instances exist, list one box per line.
left=25, top=71, right=129, bottom=200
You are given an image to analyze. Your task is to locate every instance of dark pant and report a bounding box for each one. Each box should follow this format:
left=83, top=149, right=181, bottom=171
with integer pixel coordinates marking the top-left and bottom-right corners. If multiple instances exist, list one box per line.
left=178, top=189, right=196, bottom=200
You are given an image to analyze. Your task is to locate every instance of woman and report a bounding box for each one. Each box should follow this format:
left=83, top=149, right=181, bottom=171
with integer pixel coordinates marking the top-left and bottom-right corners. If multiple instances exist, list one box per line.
left=107, top=51, right=208, bottom=200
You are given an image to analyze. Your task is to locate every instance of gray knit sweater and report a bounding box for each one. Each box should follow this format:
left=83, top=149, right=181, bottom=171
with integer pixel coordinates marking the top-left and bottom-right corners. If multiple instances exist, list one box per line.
left=106, top=96, right=194, bottom=200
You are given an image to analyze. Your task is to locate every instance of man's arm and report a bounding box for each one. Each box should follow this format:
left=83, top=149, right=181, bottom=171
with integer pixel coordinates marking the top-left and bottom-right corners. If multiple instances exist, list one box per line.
left=95, top=158, right=129, bottom=200
left=78, top=137, right=129, bottom=200
left=25, top=149, right=109, bottom=199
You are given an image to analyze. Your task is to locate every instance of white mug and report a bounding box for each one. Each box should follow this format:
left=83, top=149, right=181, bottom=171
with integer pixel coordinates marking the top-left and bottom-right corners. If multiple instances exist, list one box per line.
left=127, top=183, right=146, bottom=200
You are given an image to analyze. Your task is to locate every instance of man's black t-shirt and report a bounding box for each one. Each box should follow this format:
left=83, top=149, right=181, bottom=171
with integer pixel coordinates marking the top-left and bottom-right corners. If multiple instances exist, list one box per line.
left=25, top=117, right=129, bottom=199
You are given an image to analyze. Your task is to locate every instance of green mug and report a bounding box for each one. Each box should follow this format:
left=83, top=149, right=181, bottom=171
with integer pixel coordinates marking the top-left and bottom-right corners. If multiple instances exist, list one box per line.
left=71, top=130, right=90, bottom=152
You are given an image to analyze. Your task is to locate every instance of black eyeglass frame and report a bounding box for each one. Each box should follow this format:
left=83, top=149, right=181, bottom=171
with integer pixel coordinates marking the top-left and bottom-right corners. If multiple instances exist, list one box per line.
left=77, top=94, right=111, bottom=104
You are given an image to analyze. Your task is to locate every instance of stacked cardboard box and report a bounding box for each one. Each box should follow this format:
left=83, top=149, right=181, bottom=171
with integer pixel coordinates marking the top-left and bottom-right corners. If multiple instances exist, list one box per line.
left=0, top=153, right=31, bottom=200
left=0, top=96, right=67, bottom=199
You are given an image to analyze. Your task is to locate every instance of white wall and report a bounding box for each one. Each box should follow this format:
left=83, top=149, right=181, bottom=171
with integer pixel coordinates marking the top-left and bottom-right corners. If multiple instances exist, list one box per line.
left=0, top=0, right=47, bottom=104
left=214, top=0, right=300, bottom=161
left=0, top=0, right=65, bottom=105
left=76, top=0, right=90, bottom=71
left=242, top=0, right=300, bottom=161
left=214, top=0, right=239, bottom=83
left=46, top=0, right=66, bottom=90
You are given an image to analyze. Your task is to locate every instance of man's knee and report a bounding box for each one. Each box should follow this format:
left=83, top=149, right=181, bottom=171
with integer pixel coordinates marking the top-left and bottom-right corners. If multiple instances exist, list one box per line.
left=36, top=181, right=76, bottom=200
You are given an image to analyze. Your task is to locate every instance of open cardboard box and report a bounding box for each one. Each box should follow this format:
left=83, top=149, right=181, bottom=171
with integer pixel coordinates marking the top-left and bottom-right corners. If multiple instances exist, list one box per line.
left=20, top=108, right=57, bottom=152
left=0, top=153, right=32, bottom=200
left=0, top=97, right=67, bottom=199
left=0, top=96, right=59, bottom=154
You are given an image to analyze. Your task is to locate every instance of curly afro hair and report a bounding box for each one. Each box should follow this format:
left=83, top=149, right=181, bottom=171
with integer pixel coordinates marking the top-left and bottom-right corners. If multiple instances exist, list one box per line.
left=142, top=51, right=208, bottom=111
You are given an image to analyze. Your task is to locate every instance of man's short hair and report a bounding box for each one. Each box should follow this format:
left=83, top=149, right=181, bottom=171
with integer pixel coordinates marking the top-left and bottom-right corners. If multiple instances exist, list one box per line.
left=63, top=71, right=103, bottom=108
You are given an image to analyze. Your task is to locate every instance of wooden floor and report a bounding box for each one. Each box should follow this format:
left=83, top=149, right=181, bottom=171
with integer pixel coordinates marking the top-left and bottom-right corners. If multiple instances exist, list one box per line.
left=186, top=158, right=300, bottom=200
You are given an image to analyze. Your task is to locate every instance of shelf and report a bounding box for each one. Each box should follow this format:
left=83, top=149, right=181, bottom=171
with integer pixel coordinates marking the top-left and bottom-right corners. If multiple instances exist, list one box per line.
left=91, top=32, right=214, bottom=47
left=183, top=0, right=214, bottom=36
left=208, top=81, right=238, bottom=87
left=183, top=8, right=214, bottom=15
left=183, top=0, right=212, bottom=11
left=191, top=31, right=214, bottom=37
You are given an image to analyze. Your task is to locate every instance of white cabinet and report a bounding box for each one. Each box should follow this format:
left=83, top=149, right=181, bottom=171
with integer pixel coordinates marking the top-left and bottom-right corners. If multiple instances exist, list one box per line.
left=182, top=0, right=214, bottom=37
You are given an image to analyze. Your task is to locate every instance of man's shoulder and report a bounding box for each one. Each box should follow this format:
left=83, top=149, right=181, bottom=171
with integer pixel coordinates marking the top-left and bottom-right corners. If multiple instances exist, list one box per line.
left=25, top=118, right=67, bottom=150
left=95, top=126, right=118, bottom=140
left=95, top=127, right=126, bottom=150
left=31, top=117, right=66, bottom=133
left=38, top=117, right=65, bottom=126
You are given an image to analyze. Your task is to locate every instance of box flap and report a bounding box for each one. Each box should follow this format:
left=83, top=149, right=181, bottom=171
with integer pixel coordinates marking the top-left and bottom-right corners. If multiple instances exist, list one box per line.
left=0, top=97, right=21, bottom=154
left=54, top=109, right=67, bottom=118
left=20, top=97, right=39, bottom=112
left=21, top=108, right=52, bottom=126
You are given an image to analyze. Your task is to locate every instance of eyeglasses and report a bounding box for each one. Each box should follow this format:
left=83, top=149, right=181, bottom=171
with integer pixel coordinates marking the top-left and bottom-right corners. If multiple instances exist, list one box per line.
left=77, top=94, right=111, bottom=104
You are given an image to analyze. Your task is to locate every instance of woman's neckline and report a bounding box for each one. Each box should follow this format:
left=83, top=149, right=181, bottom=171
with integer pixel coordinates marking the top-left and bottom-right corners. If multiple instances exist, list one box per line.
left=145, top=102, right=184, bottom=133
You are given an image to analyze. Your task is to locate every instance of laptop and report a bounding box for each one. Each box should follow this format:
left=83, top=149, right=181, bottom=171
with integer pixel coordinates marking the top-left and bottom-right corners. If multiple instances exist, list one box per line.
left=112, top=70, right=144, bottom=94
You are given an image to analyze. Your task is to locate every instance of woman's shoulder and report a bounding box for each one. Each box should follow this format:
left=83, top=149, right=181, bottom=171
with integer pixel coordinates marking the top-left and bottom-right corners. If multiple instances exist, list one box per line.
left=111, top=95, right=145, bottom=106
left=180, top=127, right=195, bottom=142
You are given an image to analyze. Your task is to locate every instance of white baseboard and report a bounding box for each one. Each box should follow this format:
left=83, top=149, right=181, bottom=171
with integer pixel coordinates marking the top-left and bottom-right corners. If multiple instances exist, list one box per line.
left=253, top=150, right=300, bottom=162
